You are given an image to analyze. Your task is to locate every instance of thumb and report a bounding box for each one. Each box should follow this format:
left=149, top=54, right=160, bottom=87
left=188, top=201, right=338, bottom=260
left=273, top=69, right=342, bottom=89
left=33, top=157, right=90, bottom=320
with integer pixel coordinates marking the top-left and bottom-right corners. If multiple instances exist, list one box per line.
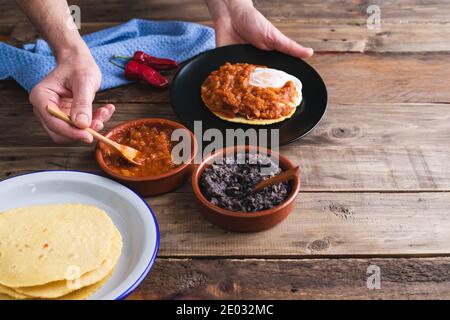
left=70, top=76, right=96, bottom=129
left=271, top=29, right=314, bottom=59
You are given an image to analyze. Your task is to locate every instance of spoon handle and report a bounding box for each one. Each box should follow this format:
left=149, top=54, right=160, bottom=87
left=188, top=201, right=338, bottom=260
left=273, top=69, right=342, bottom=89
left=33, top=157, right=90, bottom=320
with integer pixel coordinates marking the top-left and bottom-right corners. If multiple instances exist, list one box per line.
left=253, top=165, right=300, bottom=193
left=47, top=104, right=119, bottom=150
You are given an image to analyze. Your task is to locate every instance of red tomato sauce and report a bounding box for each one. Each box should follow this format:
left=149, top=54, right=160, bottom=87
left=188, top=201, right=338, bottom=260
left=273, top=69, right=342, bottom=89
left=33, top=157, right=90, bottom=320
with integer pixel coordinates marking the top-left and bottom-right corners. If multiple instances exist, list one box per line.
left=103, top=125, right=178, bottom=177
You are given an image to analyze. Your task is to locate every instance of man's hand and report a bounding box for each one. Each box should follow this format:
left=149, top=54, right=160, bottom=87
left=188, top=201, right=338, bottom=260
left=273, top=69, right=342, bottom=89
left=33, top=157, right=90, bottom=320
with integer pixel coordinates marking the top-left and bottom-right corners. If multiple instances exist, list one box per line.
left=206, top=0, right=313, bottom=59
left=29, top=52, right=114, bottom=144
left=17, top=0, right=115, bottom=144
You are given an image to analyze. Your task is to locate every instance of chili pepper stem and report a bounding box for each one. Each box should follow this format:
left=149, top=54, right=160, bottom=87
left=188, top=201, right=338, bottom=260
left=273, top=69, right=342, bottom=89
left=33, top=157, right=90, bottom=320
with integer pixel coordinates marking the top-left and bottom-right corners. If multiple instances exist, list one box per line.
left=109, top=59, right=126, bottom=69
left=112, top=55, right=132, bottom=60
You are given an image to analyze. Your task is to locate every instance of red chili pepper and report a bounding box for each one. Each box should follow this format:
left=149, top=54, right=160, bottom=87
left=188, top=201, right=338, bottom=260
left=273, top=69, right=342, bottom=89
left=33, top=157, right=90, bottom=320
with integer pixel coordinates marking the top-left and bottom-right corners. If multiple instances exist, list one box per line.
left=133, top=51, right=179, bottom=70
left=112, top=51, right=179, bottom=70
left=111, top=59, right=169, bottom=89
left=125, top=60, right=169, bottom=89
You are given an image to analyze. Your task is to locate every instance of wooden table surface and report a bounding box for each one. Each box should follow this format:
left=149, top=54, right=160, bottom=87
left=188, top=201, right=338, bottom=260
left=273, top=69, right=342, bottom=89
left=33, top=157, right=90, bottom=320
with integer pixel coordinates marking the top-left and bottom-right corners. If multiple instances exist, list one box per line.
left=1, top=0, right=450, bottom=300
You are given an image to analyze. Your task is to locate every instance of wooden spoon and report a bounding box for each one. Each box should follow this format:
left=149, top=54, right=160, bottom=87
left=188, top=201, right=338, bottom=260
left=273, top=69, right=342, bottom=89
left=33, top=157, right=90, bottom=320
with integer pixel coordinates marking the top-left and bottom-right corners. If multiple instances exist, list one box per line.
left=47, top=104, right=144, bottom=166
left=252, top=165, right=299, bottom=193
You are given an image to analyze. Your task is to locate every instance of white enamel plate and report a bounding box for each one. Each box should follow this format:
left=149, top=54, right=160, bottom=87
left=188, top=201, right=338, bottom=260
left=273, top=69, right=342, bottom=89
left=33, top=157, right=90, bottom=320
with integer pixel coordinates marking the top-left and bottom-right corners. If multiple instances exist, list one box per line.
left=0, top=171, right=159, bottom=300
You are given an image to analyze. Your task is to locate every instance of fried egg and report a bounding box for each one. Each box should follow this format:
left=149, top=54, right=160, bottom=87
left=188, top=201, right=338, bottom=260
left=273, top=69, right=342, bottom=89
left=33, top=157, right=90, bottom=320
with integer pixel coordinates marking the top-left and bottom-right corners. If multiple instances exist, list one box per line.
left=249, top=67, right=302, bottom=106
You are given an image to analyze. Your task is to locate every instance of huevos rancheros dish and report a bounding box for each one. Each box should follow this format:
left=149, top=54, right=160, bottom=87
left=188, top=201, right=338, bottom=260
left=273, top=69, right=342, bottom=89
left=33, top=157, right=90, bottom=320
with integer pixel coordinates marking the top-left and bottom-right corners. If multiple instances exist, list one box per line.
left=201, top=62, right=302, bottom=125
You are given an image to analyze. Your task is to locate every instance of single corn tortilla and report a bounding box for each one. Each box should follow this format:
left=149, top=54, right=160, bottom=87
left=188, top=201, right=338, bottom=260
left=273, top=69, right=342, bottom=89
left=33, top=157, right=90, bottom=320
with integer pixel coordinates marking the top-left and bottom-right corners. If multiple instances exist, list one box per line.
left=0, top=293, right=15, bottom=300
left=0, top=273, right=113, bottom=300
left=210, top=104, right=298, bottom=125
left=13, top=229, right=122, bottom=298
left=57, top=271, right=113, bottom=300
left=0, top=284, right=29, bottom=299
left=0, top=204, right=116, bottom=287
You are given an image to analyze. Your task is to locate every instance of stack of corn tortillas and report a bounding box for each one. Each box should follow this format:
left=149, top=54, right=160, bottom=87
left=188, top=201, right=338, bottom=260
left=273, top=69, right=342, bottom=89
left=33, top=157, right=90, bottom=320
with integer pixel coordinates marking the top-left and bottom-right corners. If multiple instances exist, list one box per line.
left=0, top=204, right=122, bottom=300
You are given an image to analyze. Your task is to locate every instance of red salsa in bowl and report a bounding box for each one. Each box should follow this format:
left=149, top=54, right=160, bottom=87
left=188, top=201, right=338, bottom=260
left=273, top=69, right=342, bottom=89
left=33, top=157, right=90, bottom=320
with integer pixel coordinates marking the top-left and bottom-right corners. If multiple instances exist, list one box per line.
left=96, top=118, right=197, bottom=197
left=102, top=125, right=179, bottom=178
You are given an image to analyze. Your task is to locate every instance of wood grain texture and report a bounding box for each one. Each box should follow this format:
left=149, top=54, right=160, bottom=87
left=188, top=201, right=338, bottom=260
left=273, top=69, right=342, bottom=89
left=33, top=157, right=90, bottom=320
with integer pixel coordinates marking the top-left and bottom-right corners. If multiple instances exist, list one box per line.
left=62, top=52, right=450, bottom=104
left=3, top=52, right=450, bottom=105
left=1, top=145, right=448, bottom=192
left=3, top=0, right=450, bottom=24
left=128, top=257, right=450, bottom=300
left=0, top=102, right=449, bottom=191
left=4, top=0, right=450, bottom=53
left=2, top=102, right=450, bottom=147
left=1, top=0, right=450, bottom=299
left=148, top=192, right=450, bottom=257
left=7, top=20, right=450, bottom=53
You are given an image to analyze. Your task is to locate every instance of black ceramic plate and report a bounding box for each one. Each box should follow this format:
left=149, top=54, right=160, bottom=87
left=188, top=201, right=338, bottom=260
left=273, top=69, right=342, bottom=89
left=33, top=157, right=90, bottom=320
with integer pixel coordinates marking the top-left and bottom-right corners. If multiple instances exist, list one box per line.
left=170, top=44, right=327, bottom=146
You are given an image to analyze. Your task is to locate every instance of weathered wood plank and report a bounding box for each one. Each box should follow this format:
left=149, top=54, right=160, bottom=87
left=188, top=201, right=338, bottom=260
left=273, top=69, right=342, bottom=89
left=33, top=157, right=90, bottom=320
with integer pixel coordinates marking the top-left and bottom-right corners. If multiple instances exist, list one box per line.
left=4, top=0, right=450, bottom=53
left=149, top=192, right=450, bottom=257
left=2, top=103, right=450, bottom=148
left=3, top=53, right=450, bottom=105
left=8, top=20, right=450, bottom=53
left=3, top=169, right=449, bottom=256
left=0, top=103, right=177, bottom=148
left=1, top=144, right=448, bottom=192
left=128, top=257, right=450, bottom=300
left=64, top=52, right=450, bottom=105
left=0, top=103, right=449, bottom=191
left=3, top=0, right=450, bottom=24
left=273, top=21, right=450, bottom=53
left=313, top=52, right=450, bottom=105
left=1, top=0, right=449, bottom=297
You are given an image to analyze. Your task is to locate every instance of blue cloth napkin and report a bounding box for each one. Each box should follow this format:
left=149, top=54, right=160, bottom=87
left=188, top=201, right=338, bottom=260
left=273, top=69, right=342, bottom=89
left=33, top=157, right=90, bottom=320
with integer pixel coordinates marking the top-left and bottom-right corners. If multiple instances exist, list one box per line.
left=0, top=19, right=215, bottom=92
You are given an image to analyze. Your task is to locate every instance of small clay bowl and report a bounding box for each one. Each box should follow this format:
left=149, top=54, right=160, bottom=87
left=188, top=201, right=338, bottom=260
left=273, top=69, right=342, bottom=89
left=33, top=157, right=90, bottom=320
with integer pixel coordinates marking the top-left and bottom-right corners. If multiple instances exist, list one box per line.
left=96, top=118, right=197, bottom=197
left=192, top=145, right=301, bottom=232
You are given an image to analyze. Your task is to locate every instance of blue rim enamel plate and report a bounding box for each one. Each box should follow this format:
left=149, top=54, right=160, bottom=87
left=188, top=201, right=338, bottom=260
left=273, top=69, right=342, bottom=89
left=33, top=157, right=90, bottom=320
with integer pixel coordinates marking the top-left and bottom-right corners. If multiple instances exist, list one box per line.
left=0, top=171, right=159, bottom=300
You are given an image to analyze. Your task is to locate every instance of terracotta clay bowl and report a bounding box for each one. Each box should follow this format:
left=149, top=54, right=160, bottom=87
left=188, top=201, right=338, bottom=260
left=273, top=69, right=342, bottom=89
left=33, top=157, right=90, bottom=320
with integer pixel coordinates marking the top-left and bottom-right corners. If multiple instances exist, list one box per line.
left=192, top=145, right=300, bottom=232
left=96, top=118, right=197, bottom=197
